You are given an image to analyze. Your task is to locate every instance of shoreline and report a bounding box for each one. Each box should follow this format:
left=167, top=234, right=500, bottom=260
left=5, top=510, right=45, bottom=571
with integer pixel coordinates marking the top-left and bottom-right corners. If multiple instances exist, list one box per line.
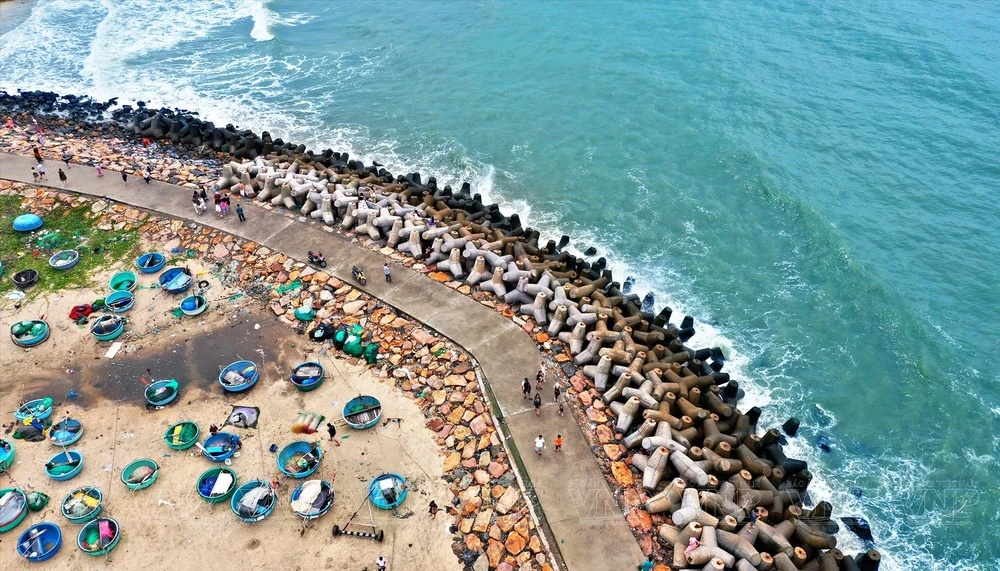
left=0, top=91, right=881, bottom=570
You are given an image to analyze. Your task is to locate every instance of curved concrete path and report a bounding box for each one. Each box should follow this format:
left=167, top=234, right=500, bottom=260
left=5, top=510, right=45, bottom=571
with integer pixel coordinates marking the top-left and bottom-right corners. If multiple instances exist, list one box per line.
left=0, top=152, right=643, bottom=570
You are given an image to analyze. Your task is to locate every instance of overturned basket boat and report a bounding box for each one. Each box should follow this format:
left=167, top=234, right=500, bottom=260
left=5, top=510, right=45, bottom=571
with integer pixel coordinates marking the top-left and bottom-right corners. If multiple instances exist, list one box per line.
left=108, top=270, right=137, bottom=292
left=180, top=294, right=208, bottom=316
left=231, top=480, right=276, bottom=523
left=104, top=290, right=135, bottom=313
left=16, top=522, right=62, bottom=562
left=145, top=379, right=179, bottom=406
left=218, top=360, right=258, bottom=393
left=49, top=418, right=83, bottom=446
left=0, top=488, right=28, bottom=532
left=290, top=361, right=325, bottom=392
left=343, top=395, right=382, bottom=430
left=48, top=249, right=80, bottom=271
left=12, top=269, right=39, bottom=289
left=61, top=486, right=103, bottom=523
left=368, top=473, right=407, bottom=510
left=77, top=517, right=120, bottom=556
left=121, top=459, right=159, bottom=491
left=163, top=421, right=200, bottom=450
left=15, top=398, right=54, bottom=421
left=159, top=267, right=192, bottom=294
left=90, top=314, right=125, bottom=342
left=290, top=480, right=334, bottom=520
left=12, top=214, right=43, bottom=232
left=45, top=450, right=84, bottom=481
left=200, top=432, right=240, bottom=462
left=10, top=320, right=49, bottom=347
left=135, top=252, right=165, bottom=274
left=0, top=439, right=15, bottom=472
left=277, top=441, right=322, bottom=479
left=197, top=466, right=238, bottom=504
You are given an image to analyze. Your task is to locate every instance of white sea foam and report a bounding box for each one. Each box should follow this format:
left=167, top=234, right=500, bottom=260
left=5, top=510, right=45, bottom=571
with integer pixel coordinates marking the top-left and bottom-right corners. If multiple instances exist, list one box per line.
left=245, top=0, right=276, bottom=42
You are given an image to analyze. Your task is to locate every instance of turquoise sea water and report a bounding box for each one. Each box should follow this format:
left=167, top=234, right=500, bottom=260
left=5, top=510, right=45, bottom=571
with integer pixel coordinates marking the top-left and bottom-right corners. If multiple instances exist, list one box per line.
left=2, top=1, right=998, bottom=568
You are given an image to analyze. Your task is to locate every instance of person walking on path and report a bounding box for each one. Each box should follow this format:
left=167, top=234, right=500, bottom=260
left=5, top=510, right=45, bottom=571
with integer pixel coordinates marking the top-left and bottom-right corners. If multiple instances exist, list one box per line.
left=220, top=197, right=230, bottom=216
left=58, top=168, right=67, bottom=188
left=555, top=434, right=563, bottom=452
left=533, top=393, right=542, bottom=416
left=192, top=195, right=202, bottom=216
left=199, top=188, right=208, bottom=203
left=383, top=263, right=392, bottom=283
left=534, top=434, right=545, bottom=455
left=95, top=162, right=104, bottom=177
left=558, top=402, right=565, bottom=417
left=36, top=162, right=47, bottom=180
left=62, top=151, right=72, bottom=169
left=325, top=422, right=341, bottom=446
left=31, top=167, right=38, bottom=182
left=553, top=381, right=562, bottom=402
left=142, top=167, right=152, bottom=184
left=121, top=170, right=130, bottom=186
left=375, top=555, right=387, bottom=571
left=428, top=500, right=439, bottom=519
left=521, top=377, right=532, bottom=399
left=236, top=203, right=245, bottom=222
left=32, top=146, right=42, bottom=163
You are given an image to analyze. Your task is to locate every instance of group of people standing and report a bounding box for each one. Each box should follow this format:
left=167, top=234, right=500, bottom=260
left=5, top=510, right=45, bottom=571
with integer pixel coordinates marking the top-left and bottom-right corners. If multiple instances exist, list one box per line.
left=191, top=188, right=244, bottom=221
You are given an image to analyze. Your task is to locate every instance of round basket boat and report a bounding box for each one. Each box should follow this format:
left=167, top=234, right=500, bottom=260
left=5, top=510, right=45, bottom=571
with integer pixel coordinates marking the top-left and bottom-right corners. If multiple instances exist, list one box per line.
left=16, top=522, right=62, bottom=562
left=15, top=398, right=54, bottom=421
left=10, top=320, right=49, bottom=347
left=77, top=517, right=120, bottom=556
left=368, top=473, right=407, bottom=510
left=290, top=480, right=334, bottom=520
left=45, top=450, right=84, bottom=481
left=290, top=361, right=325, bottom=392
left=48, top=249, right=80, bottom=271
left=180, top=294, right=207, bottom=316
left=108, top=271, right=137, bottom=292
left=49, top=418, right=83, bottom=446
left=12, top=214, right=43, bottom=232
left=104, top=290, right=135, bottom=313
left=0, top=488, right=28, bottom=532
left=343, top=395, right=382, bottom=430
left=277, top=441, right=322, bottom=479
left=61, top=486, right=103, bottom=523
left=90, top=314, right=125, bottom=342
left=218, top=360, right=258, bottom=393
left=231, top=480, right=276, bottom=523
left=135, top=252, right=165, bottom=274
left=163, top=421, right=200, bottom=450
left=13, top=269, right=39, bottom=289
left=0, top=439, right=15, bottom=472
left=145, top=379, right=179, bottom=406
left=159, top=267, right=192, bottom=294
left=201, top=432, right=240, bottom=462
left=121, top=459, right=159, bottom=491
left=197, top=466, right=238, bottom=504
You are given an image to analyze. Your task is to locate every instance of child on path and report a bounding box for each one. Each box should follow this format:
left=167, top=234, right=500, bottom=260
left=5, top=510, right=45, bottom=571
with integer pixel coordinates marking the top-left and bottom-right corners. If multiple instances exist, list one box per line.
left=236, top=203, right=245, bottom=222
left=220, top=198, right=230, bottom=216
left=555, top=434, right=563, bottom=452
left=36, top=163, right=47, bottom=180
left=142, top=168, right=152, bottom=184
left=383, top=263, right=392, bottom=283
left=31, top=167, right=38, bottom=182
left=521, top=378, right=531, bottom=399
left=95, top=162, right=104, bottom=177
left=32, top=146, right=42, bottom=163
left=215, top=202, right=222, bottom=217
left=58, top=168, right=67, bottom=188
left=558, top=402, right=565, bottom=417
left=192, top=196, right=202, bottom=215
left=121, top=170, right=129, bottom=186
left=553, top=381, right=562, bottom=402
left=534, top=435, right=545, bottom=455
left=533, top=393, right=542, bottom=416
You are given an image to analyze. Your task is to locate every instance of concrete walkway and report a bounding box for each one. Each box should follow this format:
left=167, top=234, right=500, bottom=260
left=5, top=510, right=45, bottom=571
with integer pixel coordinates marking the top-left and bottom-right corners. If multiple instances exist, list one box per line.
left=0, top=152, right=642, bottom=570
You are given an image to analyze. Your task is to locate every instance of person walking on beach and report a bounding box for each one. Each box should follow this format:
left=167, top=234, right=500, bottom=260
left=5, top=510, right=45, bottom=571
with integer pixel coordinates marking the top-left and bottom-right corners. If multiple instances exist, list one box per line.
left=142, top=167, right=152, bottom=185
left=383, top=263, right=392, bottom=283
left=58, top=168, right=67, bottom=188
left=534, top=434, right=545, bottom=455
left=36, top=162, right=47, bottom=181
left=428, top=500, right=439, bottom=519
left=553, top=381, right=562, bottom=402
left=533, top=393, right=542, bottom=416
left=522, top=377, right=532, bottom=399
left=375, top=555, right=387, bottom=571
left=121, top=170, right=130, bottom=186
left=32, top=146, right=42, bottom=163
left=325, top=422, right=340, bottom=446
left=555, top=434, right=563, bottom=452
left=236, top=203, right=245, bottom=222
left=95, top=162, right=104, bottom=177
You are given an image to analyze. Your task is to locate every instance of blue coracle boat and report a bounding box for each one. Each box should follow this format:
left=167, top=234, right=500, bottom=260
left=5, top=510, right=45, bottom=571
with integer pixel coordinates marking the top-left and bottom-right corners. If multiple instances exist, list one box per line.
left=219, top=360, right=259, bottom=393
left=277, top=441, right=322, bottom=478
left=231, top=481, right=276, bottom=522
left=158, top=267, right=192, bottom=293
left=16, top=522, right=62, bottom=562
left=201, top=432, right=240, bottom=462
left=135, top=252, right=166, bottom=274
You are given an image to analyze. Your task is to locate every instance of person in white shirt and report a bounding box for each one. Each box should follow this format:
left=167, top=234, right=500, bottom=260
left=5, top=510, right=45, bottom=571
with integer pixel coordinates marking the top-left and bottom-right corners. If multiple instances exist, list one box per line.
left=376, top=556, right=387, bottom=570
left=534, top=435, right=545, bottom=455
